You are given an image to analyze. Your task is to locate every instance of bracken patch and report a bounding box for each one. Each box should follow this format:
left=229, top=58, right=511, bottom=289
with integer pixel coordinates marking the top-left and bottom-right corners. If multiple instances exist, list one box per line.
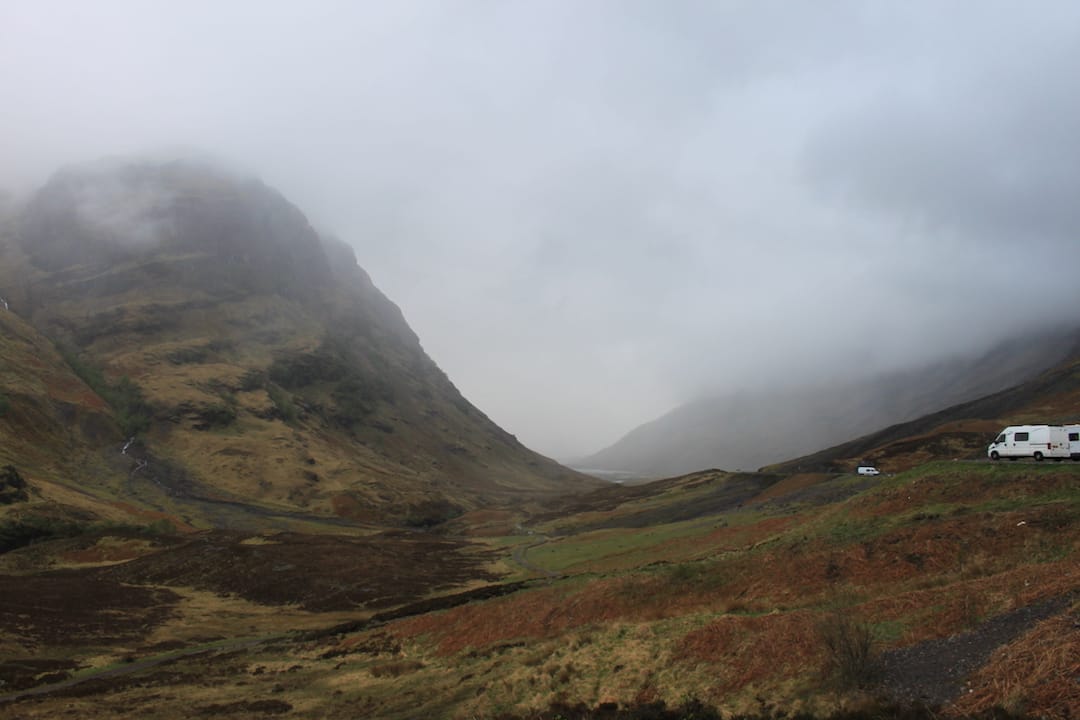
left=673, top=610, right=824, bottom=693
left=946, top=609, right=1080, bottom=719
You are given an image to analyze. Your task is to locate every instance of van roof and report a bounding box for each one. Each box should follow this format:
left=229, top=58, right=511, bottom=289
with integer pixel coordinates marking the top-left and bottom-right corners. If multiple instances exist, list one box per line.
left=1000, top=424, right=1063, bottom=430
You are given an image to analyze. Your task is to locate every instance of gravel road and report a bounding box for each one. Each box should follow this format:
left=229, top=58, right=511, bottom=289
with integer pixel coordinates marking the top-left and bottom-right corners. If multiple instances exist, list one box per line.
left=876, top=594, right=1074, bottom=707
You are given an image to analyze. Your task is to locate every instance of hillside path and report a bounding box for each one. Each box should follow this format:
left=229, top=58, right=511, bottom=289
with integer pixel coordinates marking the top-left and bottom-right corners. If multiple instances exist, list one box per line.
left=511, top=534, right=560, bottom=579
left=876, top=594, right=1074, bottom=707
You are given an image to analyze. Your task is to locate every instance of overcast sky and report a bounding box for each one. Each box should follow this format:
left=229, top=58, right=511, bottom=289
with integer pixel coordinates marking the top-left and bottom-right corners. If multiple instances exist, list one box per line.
left=3, top=1, right=1080, bottom=459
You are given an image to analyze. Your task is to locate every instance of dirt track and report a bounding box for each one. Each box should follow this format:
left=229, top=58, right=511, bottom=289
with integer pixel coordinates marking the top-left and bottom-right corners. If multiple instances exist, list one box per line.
left=511, top=534, right=560, bottom=578
left=877, top=594, right=1075, bottom=707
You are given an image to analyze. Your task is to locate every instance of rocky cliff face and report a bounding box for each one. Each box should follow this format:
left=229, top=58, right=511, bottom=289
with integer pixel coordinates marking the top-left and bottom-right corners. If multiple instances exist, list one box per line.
left=0, top=159, right=590, bottom=528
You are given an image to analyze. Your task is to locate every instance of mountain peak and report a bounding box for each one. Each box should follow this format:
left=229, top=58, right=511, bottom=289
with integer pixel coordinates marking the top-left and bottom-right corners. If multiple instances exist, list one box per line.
left=18, top=159, right=334, bottom=305
left=0, top=158, right=592, bottom=527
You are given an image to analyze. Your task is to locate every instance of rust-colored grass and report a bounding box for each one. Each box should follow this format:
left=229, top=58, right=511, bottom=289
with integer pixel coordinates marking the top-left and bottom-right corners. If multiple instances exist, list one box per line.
left=700, top=515, right=801, bottom=552
left=847, top=468, right=1074, bottom=520
left=863, top=559, right=1080, bottom=644
left=59, top=537, right=162, bottom=566
left=410, top=499, right=1074, bottom=661
left=392, top=579, right=632, bottom=655
left=750, top=474, right=833, bottom=503
left=455, top=508, right=520, bottom=537
left=110, top=502, right=199, bottom=533
left=674, top=610, right=824, bottom=693
left=947, top=609, right=1080, bottom=719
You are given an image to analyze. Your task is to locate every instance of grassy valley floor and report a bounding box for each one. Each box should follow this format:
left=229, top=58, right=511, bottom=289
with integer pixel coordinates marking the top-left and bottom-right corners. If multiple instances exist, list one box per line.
left=1, top=461, right=1077, bottom=719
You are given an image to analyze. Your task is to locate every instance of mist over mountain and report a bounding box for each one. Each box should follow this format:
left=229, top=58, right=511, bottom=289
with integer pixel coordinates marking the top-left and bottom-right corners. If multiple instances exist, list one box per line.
left=1, top=7, right=1079, bottom=717
left=5, top=3, right=1080, bottom=459
left=581, top=326, right=1080, bottom=477
left=0, top=159, right=591, bottom=526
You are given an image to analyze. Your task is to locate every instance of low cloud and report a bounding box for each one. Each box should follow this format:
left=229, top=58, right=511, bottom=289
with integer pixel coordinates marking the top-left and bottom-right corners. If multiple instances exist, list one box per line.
left=69, top=168, right=175, bottom=249
left=3, top=1, right=1080, bottom=457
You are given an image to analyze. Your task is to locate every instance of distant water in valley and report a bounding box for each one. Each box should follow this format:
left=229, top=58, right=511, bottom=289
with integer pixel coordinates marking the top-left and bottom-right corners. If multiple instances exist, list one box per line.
left=570, top=467, right=646, bottom=484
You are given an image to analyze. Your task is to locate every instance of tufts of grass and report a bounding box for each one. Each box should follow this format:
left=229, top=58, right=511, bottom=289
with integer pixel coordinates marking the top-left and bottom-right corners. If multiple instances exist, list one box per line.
left=369, top=659, right=425, bottom=678
left=239, top=368, right=267, bottom=391
left=823, top=517, right=880, bottom=546
left=659, top=560, right=731, bottom=595
left=267, top=336, right=398, bottom=429
left=526, top=519, right=721, bottom=575
left=817, top=606, right=878, bottom=690
left=267, top=385, right=299, bottom=424
left=57, top=345, right=153, bottom=436
left=166, top=346, right=210, bottom=365
left=197, top=402, right=237, bottom=429
left=0, top=515, right=86, bottom=553
left=0, top=515, right=177, bottom=554
left=869, top=619, right=906, bottom=644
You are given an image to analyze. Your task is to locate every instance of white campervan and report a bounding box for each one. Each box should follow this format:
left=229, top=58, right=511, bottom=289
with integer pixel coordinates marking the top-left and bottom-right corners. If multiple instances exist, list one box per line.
left=1066, top=424, right=1080, bottom=460
left=987, top=425, right=1071, bottom=461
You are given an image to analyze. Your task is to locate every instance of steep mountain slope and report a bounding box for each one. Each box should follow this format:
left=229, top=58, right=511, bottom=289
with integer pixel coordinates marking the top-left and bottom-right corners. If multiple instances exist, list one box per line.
left=769, top=334, right=1080, bottom=473
left=0, top=159, right=592, bottom=527
left=0, top=299, right=147, bottom=525
left=581, top=329, right=1080, bottom=477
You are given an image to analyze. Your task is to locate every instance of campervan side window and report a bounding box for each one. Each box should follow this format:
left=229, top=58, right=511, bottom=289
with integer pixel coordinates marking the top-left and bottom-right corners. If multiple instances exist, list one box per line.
left=1015, top=432, right=1030, bottom=441
left=1070, top=432, right=1079, bottom=442
left=995, top=434, right=1005, bottom=443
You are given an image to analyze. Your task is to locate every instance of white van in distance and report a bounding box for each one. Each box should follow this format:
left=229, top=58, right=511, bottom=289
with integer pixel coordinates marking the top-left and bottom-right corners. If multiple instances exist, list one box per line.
left=1066, top=425, right=1080, bottom=460
left=856, top=466, right=881, bottom=476
left=987, top=425, right=1071, bottom=461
